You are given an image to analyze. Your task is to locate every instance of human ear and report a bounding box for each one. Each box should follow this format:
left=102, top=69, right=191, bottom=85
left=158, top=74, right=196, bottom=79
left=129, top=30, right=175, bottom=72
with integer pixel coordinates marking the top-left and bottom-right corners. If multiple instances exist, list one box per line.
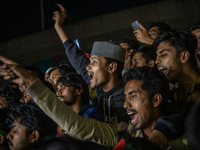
left=180, top=51, right=189, bottom=64
left=30, top=130, right=40, bottom=143
left=152, top=93, right=162, bottom=107
left=148, top=60, right=155, bottom=67
left=108, top=62, right=117, bottom=74
left=76, top=89, right=84, bottom=96
left=0, top=135, right=5, bottom=144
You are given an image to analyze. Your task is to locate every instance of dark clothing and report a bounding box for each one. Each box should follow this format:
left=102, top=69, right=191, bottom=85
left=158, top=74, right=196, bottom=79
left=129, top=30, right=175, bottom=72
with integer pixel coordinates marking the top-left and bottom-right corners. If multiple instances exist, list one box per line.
left=95, top=81, right=129, bottom=124
left=64, top=39, right=129, bottom=124
left=63, top=39, right=184, bottom=140
left=64, top=39, right=90, bottom=83
left=78, top=103, right=104, bottom=122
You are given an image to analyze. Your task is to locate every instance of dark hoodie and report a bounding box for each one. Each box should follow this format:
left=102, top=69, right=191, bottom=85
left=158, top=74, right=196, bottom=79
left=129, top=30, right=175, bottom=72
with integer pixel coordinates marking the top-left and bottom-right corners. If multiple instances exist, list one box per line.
left=64, top=39, right=129, bottom=124
left=63, top=39, right=184, bottom=140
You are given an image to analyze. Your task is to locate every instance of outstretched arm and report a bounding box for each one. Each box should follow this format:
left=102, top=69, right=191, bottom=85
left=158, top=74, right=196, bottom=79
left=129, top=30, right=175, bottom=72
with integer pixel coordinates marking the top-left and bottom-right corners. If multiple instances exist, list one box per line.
left=0, top=55, right=118, bottom=147
left=53, top=4, right=90, bottom=83
left=133, top=23, right=154, bottom=45
left=0, top=55, right=36, bottom=86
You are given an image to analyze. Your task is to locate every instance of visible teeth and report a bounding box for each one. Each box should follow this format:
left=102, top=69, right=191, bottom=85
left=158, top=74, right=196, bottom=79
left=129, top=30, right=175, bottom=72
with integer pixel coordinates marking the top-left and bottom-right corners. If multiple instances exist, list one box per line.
left=158, top=67, right=164, bottom=70
left=128, top=112, right=133, bottom=115
left=131, top=119, right=136, bottom=123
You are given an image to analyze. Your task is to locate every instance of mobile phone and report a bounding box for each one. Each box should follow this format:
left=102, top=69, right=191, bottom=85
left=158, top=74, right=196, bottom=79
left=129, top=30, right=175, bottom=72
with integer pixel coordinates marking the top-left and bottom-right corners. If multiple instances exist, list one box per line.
left=131, top=20, right=141, bottom=30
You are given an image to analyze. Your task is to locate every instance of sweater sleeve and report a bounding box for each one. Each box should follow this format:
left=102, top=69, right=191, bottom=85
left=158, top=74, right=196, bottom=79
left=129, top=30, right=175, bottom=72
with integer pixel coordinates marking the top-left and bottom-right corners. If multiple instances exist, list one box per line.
left=153, top=113, right=185, bottom=141
left=63, top=39, right=90, bottom=84
left=26, top=79, right=119, bottom=147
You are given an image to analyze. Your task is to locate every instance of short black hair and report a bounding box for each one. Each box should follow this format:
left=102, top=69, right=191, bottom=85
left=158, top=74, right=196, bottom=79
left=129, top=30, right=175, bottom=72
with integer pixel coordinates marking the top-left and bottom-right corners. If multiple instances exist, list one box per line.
left=123, top=67, right=169, bottom=114
left=188, top=22, right=200, bottom=32
left=104, top=57, right=124, bottom=80
left=0, top=86, right=23, bottom=109
left=130, top=44, right=157, bottom=64
left=0, top=108, right=10, bottom=147
left=24, top=66, right=44, bottom=80
left=56, top=72, right=89, bottom=104
left=4, top=82, right=19, bottom=89
left=6, top=102, right=57, bottom=140
left=119, top=38, right=139, bottom=50
left=42, top=80, right=55, bottom=93
left=48, top=62, right=76, bottom=76
left=153, top=30, right=197, bottom=68
left=150, top=22, right=172, bottom=34
left=42, top=136, right=88, bottom=150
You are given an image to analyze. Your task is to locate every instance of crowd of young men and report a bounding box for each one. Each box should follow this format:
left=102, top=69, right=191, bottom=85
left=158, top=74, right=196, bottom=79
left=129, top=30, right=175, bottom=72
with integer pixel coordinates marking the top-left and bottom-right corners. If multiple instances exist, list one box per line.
left=0, top=3, right=200, bottom=150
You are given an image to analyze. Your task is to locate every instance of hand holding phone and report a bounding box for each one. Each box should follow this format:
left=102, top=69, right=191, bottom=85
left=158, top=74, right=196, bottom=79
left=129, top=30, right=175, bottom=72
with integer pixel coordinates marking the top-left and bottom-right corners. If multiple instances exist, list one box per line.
left=131, top=20, right=141, bottom=30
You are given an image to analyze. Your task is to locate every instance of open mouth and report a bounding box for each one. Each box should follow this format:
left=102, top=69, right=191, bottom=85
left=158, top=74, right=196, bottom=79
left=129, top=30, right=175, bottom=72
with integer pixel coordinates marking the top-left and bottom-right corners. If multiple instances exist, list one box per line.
left=128, top=112, right=138, bottom=125
left=88, top=73, right=94, bottom=82
left=8, top=141, right=13, bottom=148
left=57, top=96, right=64, bottom=101
left=19, top=85, right=24, bottom=89
left=158, top=66, right=168, bottom=75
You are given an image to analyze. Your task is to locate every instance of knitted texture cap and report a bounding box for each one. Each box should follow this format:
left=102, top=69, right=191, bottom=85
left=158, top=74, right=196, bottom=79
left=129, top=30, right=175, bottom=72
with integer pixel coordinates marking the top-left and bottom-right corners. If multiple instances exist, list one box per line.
left=91, top=41, right=125, bottom=63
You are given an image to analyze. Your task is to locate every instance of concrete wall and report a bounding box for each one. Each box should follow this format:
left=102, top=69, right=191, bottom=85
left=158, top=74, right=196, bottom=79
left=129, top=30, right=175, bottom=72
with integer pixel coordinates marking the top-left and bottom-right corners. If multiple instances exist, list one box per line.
left=0, top=0, right=200, bottom=85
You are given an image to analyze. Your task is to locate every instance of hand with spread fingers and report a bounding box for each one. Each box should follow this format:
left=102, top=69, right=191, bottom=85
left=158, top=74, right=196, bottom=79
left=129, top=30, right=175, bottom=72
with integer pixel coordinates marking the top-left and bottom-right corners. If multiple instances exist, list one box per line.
left=0, top=55, right=37, bottom=87
left=133, top=23, right=154, bottom=45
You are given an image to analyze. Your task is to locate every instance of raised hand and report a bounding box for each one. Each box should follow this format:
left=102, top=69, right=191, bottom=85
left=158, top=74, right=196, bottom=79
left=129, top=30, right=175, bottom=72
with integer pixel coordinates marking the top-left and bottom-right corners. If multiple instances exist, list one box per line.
left=52, top=4, right=67, bottom=28
left=52, top=4, right=69, bottom=43
left=133, top=23, right=154, bottom=45
left=0, top=55, right=36, bottom=87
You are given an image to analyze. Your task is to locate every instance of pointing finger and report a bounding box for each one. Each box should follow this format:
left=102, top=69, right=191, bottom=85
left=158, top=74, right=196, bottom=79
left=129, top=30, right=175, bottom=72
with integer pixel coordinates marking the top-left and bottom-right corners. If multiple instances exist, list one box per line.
left=0, top=55, right=18, bottom=65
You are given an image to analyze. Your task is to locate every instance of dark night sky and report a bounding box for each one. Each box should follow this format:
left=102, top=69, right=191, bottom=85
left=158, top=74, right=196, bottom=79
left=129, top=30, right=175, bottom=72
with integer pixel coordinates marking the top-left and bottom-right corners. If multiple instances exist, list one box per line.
left=0, top=0, right=161, bottom=43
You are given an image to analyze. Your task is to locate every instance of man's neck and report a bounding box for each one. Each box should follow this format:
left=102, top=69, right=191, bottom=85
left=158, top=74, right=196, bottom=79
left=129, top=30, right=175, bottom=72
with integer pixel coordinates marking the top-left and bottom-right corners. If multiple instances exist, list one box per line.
left=68, top=97, right=83, bottom=114
left=176, top=64, right=199, bottom=88
left=101, top=76, right=121, bottom=92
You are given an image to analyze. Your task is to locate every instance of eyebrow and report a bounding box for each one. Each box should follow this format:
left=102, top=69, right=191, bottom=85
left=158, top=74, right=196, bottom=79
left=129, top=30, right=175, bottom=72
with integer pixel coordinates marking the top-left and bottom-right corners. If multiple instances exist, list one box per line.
left=149, top=30, right=157, bottom=33
left=91, top=56, right=98, bottom=60
left=157, top=49, right=169, bottom=55
left=128, top=91, right=137, bottom=95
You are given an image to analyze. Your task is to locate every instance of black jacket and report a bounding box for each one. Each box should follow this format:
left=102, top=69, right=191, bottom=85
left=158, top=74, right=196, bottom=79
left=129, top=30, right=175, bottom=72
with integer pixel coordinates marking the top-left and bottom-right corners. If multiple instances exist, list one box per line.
left=63, top=39, right=184, bottom=140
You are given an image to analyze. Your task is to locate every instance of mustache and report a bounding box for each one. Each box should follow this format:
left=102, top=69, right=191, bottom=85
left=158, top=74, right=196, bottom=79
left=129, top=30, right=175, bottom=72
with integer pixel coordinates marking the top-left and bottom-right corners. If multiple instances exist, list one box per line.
left=57, top=96, right=64, bottom=99
left=7, top=139, right=13, bottom=146
left=127, top=109, right=138, bottom=113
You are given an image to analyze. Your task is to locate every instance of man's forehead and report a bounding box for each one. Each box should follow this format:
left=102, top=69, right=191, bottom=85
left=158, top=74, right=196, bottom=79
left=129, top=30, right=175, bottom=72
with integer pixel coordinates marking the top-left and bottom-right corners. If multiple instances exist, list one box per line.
left=58, top=80, right=71, bottom=87
left=90, top=55, right=105, bottom=60
left=149, top=26, right=160, bottom=33
left=50, top=69, right=60, bottom=75
left=133, top=52, right=143, bottom=59
left=192, top=28, right=200, bottom=35
left=156, top=41, right=171, bottom=53
left=11, top=118, right=22, bottom=127
left=125, top=79, right=143, bottom=92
